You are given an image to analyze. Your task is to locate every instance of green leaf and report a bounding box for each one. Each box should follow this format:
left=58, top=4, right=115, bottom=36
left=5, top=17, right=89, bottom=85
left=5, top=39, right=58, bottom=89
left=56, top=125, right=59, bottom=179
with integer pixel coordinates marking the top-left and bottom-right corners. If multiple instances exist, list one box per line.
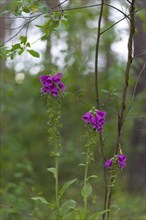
left=47, top=167, right=56, bottom=179
left=87, top=175, right=98, bottom=180
left=26, top=42, right=31, bottom=47
left=20, top=36, right=27, bottom=44
left=78, top=163, right=86, bottom=167
left=12, top=43, right=21, bottom=50
left=89, top=209, right=110, bottom=220
left=18, top=49, right=24, bottom=55
left=59, top=178, right=77, bottom=198
left=27, top=49, right=40, bottom=58
left=81, top=183, right=92, bottom=199
left=60, top=199, right=76, bottom=217
left=32, top=197, right=55, bottom=209
left=22, top=7, right=30, bottom=13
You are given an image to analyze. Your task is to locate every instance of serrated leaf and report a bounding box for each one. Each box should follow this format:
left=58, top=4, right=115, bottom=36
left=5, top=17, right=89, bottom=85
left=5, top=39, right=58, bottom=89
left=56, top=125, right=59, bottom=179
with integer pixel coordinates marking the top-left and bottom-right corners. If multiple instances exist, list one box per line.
left=47, top=167, right=56, bottom=179
left=59, top=178, right=77, bottom=198
left=81, top=183, right=92, bottom=199
left=27, top=49, right=40, bottom=58
left=60, top=199, right=76, bottom=217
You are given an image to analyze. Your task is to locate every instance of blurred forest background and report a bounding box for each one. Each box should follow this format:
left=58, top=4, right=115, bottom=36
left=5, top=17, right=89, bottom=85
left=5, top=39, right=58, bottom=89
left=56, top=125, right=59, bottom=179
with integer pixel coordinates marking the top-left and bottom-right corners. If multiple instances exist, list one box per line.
left=0, top=0, right=146, bottom=219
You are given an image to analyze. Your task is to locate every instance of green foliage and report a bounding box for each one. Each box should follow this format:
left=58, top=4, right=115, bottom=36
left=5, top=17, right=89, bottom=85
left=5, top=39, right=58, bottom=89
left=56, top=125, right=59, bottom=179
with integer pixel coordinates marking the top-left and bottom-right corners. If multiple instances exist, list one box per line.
left=47, top=167, right=57, bottom=179
left=1, top=0, right=145, bottom=219
left=1, top=0, right=50, bottom=16
left=60, top=199, right=77, bottom=218
left=59, top=179, right=77, bottom=199
left=5, top=36, right=40, bottom=59
left=81, top=183, right=92, bottom=200
left=27, top=49, right=40, bottom=58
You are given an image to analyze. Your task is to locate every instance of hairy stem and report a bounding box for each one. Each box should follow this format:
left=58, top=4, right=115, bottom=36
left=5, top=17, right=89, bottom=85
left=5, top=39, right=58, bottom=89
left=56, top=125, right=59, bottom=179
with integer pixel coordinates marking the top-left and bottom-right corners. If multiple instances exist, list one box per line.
left=55, top=155, right=60, bottom=218
left=83, top=152, right=89, bottom=220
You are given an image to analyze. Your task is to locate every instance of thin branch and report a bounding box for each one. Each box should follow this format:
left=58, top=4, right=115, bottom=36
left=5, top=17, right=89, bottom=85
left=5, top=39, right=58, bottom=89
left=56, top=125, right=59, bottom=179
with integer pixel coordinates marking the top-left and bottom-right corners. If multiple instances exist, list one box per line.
left=115, top=0, right=135, bottom=155
left=132, top=62, right=146, bottom=101
left=100, top=103, right=118, bottom=115
left=0, top=13, right=42, bottom=47
left=1, top=3, right=144, bottom=47
left=106, top=1, right=136, bottom=219
left=133, top=51, right=146, bottom=59
left=100, top=6, right=145, bottom=35
left=0, top=3, right=130, bottom=19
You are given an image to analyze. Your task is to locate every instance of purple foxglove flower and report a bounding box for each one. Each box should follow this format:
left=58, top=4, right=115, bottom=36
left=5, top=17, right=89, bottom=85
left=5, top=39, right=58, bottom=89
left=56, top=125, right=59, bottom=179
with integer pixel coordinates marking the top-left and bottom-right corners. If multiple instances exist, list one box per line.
left=118, top=154, right=126, bottom=162
left=41, top=87, right=50, bottom=94
left=118, top=154, right=127, bottom=169
left=118, top=161, right=126, bottom=169
left=96, top=110, right=106, bottom=118
left=53, top=75, right=61, bottom=84
left=105, top=159, right=113, bottom=169
left=82, top=111, right=92, bottom=124
left=90, top=116, right=97, bottom=128
left=50, top=86, right=59, bottom=97
left=45, top=76, right=54, bottom=86
left=96, top=125, right=103, bottom=133
left=57, top=72, right=63, bottom=77
left=58, top=82, right=66, bottom=91
left=40, top=75, right=49, bottom=85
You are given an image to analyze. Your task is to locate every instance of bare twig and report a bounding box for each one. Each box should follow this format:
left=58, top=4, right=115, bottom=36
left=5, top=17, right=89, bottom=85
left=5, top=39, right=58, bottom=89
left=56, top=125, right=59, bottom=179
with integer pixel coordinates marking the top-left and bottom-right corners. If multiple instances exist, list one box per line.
left=1, top=3, right=145, bottom=47
left=100, top=6, right=145, bottom=35
left=132, top=62, right=146, bottom=101
left=133, top=51, right=146, bottom=59
left=0, top=13, right=42, bottom=47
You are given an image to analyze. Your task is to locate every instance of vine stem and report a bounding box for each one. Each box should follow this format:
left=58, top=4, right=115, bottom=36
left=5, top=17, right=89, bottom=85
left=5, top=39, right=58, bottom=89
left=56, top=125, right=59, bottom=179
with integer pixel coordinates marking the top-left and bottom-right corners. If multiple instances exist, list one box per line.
left=106, top=1, right=135, bottom=219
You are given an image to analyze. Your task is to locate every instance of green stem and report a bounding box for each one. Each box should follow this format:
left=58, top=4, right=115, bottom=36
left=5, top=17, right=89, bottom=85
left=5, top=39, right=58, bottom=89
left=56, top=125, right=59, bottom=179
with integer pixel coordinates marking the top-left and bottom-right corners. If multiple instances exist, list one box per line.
left=83, top=151, right=89, bottom=220
left=55, top=155, right=60, bottom=218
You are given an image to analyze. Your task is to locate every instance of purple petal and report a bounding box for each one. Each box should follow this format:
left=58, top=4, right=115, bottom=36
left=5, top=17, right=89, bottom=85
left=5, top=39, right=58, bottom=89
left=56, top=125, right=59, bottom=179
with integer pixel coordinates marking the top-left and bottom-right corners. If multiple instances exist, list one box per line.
left=118, top=161, right=126, bottom=169
left=41, top=86, right=50, bottom=94
left=96, top=125, right=103, bottom=133
left=90, top=116, right=97, bottom=128
left=118, top=154, right=126, bottom=162
left=40, top=75, right=49, bottom=85
left=50, top=86, right=59, bottom=97
left=45, top=76, right=54, bottom=86
left=82, top=112, right=92, bottom=124
left=53, top=75, right=61, bottom=84
left=96, top=110, right=106, bottom=118
left=58, top=82, right=66, bottom=91
left=57, top=72, right=63, bottom=77
left=105, top=159, right=113, bottom=169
